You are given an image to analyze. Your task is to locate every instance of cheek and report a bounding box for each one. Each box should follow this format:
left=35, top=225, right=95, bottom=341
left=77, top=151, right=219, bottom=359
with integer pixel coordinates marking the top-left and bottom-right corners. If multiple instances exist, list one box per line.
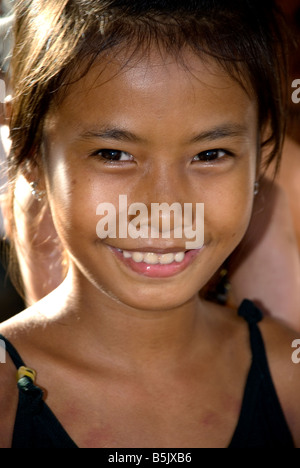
left=202, top=169, right=255, bottom=250
left=44, top=156, right=127, bottom=251
left=44, top=157, right=94, bottom=246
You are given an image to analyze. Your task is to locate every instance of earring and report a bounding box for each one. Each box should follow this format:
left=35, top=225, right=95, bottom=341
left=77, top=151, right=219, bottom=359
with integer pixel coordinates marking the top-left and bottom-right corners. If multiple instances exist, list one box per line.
left=30, top=181, right=46, bottom=202
left=254, top=181, right=259, bottom=196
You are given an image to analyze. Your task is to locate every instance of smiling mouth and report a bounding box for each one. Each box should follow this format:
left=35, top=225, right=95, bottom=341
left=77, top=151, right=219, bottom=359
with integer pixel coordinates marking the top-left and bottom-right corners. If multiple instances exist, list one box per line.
left=108, top=246, right=203, bottom=278
left=117, top=248, right=186, bottom=265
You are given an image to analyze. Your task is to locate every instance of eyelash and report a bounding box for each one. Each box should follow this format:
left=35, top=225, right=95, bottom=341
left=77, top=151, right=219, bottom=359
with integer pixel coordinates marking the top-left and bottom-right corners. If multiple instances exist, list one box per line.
left=89, top=148, right=234, bottom=163
left=192, top=149, right=234, bottom=163
left=90, top=149, right=134, bottom=163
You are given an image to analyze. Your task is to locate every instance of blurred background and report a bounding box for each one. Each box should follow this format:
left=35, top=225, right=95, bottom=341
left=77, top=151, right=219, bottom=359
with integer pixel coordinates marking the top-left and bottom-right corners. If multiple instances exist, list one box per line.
left=279, top=0, right=300, bottom=144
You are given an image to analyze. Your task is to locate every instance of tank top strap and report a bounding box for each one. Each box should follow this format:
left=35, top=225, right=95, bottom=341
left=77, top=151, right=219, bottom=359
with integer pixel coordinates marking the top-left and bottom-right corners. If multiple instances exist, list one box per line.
left=238, top=299, right=263, bottom=325
left=0, top=336, right=76, bottom=447
left=231, top=300, right=295, bottom=448
left=238, top=300, right=270, bottom=372
left=0, top=333, right=43, bottom=404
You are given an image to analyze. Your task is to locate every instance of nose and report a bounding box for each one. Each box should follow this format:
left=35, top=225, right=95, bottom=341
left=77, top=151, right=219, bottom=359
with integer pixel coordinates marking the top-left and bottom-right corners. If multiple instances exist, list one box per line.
left=131, top=161, right=192, bottom=236
left=141, top=160, right=188, bottom=204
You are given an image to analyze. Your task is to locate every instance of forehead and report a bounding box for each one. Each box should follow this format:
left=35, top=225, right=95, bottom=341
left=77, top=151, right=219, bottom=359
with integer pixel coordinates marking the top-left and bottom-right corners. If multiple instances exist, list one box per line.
left=46, top=48, right=257, bottom=140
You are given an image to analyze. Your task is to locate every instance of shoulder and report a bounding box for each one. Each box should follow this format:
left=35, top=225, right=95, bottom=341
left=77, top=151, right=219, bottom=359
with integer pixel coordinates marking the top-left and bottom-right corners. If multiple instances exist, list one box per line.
left=0, top=335, right=20, bottom=448
left=258, top=315, right=300, bottom=447
left=0, top=294, right=60, bottom=345
left=0, top=306, right=50, bottom=447
left=211, top=299, right=300, bottom=447
left=0, top=308, right=39, bottom=358
left=0, top=302, right=58, bottom=369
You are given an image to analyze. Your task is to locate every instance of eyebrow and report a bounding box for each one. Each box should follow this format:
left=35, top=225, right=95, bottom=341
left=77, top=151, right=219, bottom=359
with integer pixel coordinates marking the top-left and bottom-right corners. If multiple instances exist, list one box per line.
left=77, top=123, right=248, bottom=145
left=189, top=124, right=248, bottom=144
left=78, top=127, right=145, bottom=143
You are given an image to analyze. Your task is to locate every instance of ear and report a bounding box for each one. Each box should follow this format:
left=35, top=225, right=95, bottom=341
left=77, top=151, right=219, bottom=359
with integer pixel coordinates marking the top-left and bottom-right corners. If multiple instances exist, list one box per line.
left=21, top=157, right=46, bottom=189
left=22, top=162, right=41, bottom=184
left=21, top=148, right=47, bottom=205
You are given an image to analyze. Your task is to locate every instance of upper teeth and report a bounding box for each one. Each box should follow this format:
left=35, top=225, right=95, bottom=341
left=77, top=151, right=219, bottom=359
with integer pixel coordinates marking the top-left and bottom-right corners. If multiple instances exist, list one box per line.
left=122, top=250, right=186, bottom=265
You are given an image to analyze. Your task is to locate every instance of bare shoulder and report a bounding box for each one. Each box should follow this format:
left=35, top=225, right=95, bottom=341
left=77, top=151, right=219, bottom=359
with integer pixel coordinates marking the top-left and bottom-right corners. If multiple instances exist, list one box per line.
left=0, top=290, right=63, bottom=347
left=0, top=307, right=40, bottom=354
left=0, top=330, right=20, bottom=448
left=258, top=316, right=300, bottom=447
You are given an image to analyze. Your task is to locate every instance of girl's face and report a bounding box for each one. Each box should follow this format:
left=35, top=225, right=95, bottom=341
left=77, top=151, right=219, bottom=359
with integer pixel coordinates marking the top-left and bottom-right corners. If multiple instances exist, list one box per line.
left=42, top=49, right=258, bottom=311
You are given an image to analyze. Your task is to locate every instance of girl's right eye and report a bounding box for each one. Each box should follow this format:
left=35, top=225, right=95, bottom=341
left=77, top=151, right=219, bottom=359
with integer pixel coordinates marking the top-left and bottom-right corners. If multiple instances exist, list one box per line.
left=91, top=149, right=134, bottom=162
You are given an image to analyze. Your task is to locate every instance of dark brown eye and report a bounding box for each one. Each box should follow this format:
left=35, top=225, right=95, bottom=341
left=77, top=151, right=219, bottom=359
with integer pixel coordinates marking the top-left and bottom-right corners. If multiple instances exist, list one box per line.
left=193, top=149, right=227, bottom=162
left=93, top=149, right=133, bottom=161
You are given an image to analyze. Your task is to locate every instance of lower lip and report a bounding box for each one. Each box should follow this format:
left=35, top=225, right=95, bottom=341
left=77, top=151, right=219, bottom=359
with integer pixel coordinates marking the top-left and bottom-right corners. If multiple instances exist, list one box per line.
left=109, top=248, right=202, bottom=278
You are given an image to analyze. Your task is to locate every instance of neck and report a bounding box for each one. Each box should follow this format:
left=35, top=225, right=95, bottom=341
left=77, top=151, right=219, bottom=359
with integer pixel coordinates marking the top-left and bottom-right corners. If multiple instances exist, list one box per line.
left=48, top=266, right=208, bottom=371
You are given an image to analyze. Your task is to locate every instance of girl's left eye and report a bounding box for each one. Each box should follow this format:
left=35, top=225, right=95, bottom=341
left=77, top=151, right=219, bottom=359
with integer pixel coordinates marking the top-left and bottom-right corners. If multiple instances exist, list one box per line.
left=193, top=149, right=231, bottom=162
left=91, top=149, right=134, bottom=162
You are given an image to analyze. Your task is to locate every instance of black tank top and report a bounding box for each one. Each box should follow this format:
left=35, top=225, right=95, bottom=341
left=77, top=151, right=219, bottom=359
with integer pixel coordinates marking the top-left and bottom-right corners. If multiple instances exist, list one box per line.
left=0, top=300, right=295, bottom=448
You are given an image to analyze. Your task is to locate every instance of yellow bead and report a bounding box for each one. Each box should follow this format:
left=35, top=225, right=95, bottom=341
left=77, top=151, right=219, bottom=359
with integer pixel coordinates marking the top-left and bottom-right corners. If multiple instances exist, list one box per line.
left=17, top=366, right=37, bottom=383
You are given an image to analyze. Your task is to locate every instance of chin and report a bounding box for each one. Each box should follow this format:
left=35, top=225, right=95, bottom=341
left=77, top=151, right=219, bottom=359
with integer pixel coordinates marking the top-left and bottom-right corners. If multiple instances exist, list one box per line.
left=107, top=284, right=199, bottom=313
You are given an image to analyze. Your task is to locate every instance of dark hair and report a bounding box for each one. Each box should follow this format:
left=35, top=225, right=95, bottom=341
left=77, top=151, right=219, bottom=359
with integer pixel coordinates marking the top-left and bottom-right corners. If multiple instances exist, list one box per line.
left=9, top=0, right=288, bottom=176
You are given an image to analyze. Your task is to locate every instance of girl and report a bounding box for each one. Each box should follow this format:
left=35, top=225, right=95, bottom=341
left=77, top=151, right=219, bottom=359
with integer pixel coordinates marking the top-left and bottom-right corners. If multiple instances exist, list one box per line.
left=0, top=0, right=300, bottom=448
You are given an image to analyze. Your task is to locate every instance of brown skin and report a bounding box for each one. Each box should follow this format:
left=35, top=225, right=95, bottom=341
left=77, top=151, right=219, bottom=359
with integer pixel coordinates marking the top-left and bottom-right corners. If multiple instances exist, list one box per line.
left=0, top=49, right=300, bottom=448
left=276, top=137, right=300, bottom=250
left=228, top=176, right=300, bottom=329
